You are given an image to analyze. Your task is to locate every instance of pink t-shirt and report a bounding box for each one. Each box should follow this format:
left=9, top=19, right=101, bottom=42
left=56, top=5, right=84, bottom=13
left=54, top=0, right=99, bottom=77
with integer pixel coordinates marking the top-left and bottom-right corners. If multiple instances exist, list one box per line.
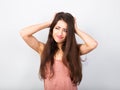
left=44, top=60, right=77, bottom=90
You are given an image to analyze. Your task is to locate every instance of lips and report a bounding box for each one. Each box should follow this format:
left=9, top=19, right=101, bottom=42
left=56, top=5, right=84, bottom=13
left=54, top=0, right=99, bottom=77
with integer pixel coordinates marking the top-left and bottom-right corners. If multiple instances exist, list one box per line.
left=57, top=35, right=63, bottom=39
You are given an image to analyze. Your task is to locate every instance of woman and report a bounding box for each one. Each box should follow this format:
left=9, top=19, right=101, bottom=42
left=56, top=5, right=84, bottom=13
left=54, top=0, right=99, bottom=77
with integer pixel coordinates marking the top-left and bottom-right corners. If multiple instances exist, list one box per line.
left=20, top=12, right=98, bottom=90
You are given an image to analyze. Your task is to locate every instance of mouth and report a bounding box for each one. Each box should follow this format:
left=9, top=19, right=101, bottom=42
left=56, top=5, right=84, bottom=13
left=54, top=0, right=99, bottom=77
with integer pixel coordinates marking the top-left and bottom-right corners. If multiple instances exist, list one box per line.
left=57, top=35, right=63, bottom=39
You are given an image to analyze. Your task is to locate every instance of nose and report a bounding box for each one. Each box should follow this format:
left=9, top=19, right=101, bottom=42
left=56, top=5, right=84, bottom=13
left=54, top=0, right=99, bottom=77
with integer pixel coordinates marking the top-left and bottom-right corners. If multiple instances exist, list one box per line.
left=58, top=29, right=63, bottom=35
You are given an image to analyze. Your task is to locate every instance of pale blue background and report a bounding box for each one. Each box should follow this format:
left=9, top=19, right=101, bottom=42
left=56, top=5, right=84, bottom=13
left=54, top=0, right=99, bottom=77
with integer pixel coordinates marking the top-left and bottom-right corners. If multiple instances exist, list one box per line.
left=0, top=0, right=120, bottom=90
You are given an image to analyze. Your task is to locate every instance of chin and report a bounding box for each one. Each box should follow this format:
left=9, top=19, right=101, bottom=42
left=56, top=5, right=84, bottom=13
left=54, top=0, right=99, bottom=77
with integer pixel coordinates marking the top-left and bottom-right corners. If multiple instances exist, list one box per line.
left=53, top=37, right=66, bottom=44
left=54, top=40, right=64, bottom=44
left=56, top=41, right=63, bottom=44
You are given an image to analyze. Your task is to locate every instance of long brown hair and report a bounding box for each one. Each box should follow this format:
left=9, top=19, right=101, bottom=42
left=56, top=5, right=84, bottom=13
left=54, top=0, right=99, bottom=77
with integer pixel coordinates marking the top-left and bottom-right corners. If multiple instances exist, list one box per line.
left=40, top=12, right=82, bottom=85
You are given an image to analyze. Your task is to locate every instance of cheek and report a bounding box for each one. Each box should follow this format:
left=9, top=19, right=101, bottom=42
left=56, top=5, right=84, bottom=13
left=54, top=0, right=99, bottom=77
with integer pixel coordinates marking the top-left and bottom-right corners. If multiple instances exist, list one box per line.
left=52, top=29, right=56, bottom=39
left=63, top=33, right=67, bottom=38
left=52, top=29, right=56, bottom=35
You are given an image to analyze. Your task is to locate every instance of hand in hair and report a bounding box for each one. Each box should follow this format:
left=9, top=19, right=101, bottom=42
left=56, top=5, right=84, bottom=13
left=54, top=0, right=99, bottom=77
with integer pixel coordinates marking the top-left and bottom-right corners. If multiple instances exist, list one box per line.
left=74, top=18, right=79, bottom=34
left=49, top=13, right=57, bottom=26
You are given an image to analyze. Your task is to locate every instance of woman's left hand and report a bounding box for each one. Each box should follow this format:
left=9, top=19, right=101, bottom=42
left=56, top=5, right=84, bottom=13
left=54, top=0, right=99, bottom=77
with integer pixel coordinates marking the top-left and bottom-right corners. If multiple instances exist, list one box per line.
left=74, top=18, right=79, bottom=34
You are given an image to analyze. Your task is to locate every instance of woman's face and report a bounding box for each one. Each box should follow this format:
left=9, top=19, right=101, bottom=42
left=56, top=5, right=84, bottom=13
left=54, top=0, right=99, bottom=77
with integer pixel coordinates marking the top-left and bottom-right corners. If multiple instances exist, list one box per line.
left=52, top=20, right=67, bottom=44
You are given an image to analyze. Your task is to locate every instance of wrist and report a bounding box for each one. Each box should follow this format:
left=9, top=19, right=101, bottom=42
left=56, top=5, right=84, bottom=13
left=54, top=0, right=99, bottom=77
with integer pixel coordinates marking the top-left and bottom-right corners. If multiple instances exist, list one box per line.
left=75, top=27, right=79, bottom=34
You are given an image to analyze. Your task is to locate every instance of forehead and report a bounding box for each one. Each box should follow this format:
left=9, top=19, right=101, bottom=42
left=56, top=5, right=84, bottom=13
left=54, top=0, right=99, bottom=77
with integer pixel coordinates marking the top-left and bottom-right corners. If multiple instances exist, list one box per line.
left=55, top=20, right=67, bottom=29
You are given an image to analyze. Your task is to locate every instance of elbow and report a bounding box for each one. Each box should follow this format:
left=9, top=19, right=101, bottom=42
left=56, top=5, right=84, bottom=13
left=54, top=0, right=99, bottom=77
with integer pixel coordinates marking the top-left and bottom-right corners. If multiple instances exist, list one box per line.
left=91, top=40, right=98, bottom=50
left=19, top=29, right=25, bottom=37
left=19, top=29, right=28, bottom=38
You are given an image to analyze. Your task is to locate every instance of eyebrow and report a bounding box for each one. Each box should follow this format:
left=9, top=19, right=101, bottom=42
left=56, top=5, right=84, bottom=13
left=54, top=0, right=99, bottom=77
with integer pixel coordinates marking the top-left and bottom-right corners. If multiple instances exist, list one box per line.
left=55, top=26, right=67, bottom=30
left=55, top=26, right=61, bottom=28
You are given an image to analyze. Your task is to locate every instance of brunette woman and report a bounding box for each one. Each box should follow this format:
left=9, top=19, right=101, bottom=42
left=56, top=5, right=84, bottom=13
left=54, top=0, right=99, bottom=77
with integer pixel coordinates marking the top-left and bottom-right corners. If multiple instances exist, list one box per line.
left=20, top=12, right=98, bottom=90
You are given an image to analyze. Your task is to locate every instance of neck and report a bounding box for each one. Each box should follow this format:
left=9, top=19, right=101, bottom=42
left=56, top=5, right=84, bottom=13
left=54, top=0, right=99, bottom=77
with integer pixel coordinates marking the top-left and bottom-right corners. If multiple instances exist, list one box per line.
left=57, top=43, right=63, bottom=50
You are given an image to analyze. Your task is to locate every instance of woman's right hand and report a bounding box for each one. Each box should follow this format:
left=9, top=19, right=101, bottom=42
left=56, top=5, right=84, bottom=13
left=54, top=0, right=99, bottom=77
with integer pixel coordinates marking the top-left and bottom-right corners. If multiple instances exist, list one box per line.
left=49, top=13, right=57, bottom=26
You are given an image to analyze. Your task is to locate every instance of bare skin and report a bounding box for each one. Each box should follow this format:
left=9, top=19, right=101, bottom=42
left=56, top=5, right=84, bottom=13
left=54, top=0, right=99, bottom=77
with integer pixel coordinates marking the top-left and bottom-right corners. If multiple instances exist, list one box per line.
left=19, top=16, right=98, bottom=61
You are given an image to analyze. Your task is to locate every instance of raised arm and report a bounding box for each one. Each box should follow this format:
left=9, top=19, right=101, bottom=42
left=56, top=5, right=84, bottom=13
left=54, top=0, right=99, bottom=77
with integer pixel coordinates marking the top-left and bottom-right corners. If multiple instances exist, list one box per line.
left=19, top=21, right=51, bottom=54
left=75, top=20, right=98, bottom=55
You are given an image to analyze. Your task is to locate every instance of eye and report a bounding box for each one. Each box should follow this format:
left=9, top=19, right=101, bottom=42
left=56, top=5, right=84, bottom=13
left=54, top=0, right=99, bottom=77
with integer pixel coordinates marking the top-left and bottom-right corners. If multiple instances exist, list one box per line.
left=55, top=27, right=59, bottom=29
left=55, top=27, right=60, bottom=30
left=63, top=29, right=67, bottom=32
